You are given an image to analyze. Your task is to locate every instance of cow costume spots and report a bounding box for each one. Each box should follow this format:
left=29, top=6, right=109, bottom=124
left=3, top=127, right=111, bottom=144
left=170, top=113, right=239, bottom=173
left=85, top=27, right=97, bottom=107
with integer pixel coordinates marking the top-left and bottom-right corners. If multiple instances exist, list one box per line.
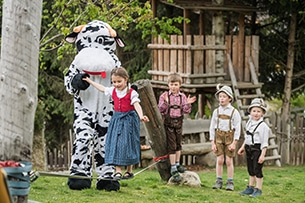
left=64, top=20, right=124, bottom=191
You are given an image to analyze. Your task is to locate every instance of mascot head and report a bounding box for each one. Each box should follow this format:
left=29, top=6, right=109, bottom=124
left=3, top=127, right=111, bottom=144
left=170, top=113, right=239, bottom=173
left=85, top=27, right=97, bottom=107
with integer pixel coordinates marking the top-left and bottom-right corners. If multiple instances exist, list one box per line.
left=65, top=20, right=125, bottom=71
left=65, top=20, right=125, bottom=53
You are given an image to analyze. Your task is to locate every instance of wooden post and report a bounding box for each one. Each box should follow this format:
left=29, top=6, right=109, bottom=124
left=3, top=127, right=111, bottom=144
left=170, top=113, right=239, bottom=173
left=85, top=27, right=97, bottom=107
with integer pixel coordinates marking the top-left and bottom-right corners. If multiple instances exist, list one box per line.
left=134, top=79, right=171, bottom=181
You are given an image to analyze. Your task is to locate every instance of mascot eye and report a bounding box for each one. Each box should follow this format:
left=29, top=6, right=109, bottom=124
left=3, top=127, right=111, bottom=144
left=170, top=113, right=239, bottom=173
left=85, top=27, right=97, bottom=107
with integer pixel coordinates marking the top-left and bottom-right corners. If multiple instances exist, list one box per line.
left=95, top=36, right=105, bottom=45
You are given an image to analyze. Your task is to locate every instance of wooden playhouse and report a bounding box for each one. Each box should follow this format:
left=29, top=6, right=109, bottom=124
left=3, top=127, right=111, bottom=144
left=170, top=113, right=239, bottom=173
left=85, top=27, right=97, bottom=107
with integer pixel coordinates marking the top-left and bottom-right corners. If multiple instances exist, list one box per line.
left=141, top=0, right=281, bottom=166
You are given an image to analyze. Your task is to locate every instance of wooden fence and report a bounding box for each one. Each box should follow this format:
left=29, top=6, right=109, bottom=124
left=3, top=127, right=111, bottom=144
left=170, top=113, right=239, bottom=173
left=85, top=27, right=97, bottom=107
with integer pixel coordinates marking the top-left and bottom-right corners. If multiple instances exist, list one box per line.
left=269, top=110, right=305, bottom=165
left=47, top=111, right=305, bottom=170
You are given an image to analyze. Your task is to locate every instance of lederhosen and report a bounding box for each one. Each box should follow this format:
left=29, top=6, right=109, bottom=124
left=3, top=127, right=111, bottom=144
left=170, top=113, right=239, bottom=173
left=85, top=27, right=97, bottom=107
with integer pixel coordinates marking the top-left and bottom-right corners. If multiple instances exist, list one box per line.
left=214, top=108, right=235, bottom=157
left=245, top=121, right=264, bottom=178
left=163, top=92, right=184, bottom=154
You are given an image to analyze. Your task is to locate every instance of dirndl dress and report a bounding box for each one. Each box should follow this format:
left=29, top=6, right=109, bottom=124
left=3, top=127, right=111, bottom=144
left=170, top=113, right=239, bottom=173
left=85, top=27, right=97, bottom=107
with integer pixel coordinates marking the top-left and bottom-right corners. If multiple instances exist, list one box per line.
left=105, top=110, right=140, bottom=166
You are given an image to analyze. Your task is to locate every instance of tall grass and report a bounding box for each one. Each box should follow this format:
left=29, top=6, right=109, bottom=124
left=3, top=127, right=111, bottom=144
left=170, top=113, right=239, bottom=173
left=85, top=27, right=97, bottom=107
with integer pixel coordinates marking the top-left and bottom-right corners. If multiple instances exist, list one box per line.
left=29, top=166, right=305, bottom=203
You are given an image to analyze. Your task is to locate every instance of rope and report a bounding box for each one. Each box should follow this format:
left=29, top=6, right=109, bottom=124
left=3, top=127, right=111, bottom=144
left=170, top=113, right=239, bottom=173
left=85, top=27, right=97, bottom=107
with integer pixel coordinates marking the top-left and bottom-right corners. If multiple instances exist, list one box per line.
left=134, top=154, right=169, bottom=176
left=133, top=161, right=159, bottom=176
left=31, top=155, right=169, bottom=180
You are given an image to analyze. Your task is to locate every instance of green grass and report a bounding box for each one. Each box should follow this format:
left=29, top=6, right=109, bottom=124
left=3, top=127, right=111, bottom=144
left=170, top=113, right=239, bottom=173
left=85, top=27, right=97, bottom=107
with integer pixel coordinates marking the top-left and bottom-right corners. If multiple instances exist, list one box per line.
left=29, top=166, right=305, bottom=203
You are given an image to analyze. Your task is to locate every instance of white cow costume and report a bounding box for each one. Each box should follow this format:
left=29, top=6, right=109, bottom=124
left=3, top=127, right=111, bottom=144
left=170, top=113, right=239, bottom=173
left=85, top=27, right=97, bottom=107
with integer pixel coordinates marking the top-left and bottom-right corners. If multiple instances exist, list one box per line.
left=64, top=20, right=124, bottom=191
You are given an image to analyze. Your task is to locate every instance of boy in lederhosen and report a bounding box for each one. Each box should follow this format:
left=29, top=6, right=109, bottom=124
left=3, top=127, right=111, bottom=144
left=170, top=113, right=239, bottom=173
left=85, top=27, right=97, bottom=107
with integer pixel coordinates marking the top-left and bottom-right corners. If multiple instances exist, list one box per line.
left=209, top=85, right=241, bottom=190
left=158, top=73, right=196, bottom=182
left=238, top=98, right=270, bottom=198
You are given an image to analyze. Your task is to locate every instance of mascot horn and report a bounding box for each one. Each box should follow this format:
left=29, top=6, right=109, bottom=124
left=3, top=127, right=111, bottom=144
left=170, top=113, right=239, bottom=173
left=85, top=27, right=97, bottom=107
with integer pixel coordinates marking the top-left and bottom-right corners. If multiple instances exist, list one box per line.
left=64, top=20, right=125, bottom=191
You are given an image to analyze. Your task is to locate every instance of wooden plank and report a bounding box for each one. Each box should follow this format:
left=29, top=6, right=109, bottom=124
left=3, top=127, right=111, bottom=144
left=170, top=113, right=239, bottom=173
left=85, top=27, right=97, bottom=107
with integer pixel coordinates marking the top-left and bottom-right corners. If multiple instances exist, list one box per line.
left=224, top=35, right=231, bottom=80
left=227, top=54, right=242, bottom=110
left=264, top=155, right=281, bottom=161
left=183, top=9, right=191, bottom=36
left=237, top=94, right=265, bottom=99
left=134, top=79, right=171, bottom=180
left=141, top=143, right=212, bottom=159
left=181, top=143, right=212, bottom=155
left=193, top=35, right=204, bottom=83
left=177, top=35, right=184, bottom=79
left=251, top=35, right=260, bottom=73
left=163, top=36, right=170, bottom=76
left=152, top=37, right=158, bottom=81
left=185, top=35, right=192, bottom=84
left=147, top=70, right=225, bottom=78
left=182, top=119, right=210, bottom=134
left=235, top=82, right=263, bottom=89
left=157, top=36, right=164, bottom=81
left=268, top=145, right=279, bottom=150
left=147, top=44, right=226, bottom=50
left=244, top=36, right=251, bottom=82
left=232, top=35, right=240, bottom=81
left=238, top=14, right=245, bottom=82
left=170, top=35, right=178, bottom=73
left=205, top=35, right=215, bottom=83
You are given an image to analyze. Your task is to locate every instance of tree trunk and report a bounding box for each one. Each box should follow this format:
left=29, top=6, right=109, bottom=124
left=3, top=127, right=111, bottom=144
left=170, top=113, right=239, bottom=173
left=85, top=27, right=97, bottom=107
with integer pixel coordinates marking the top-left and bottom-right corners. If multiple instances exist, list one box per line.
left=281, top=12, right=296, bottom=164
left=134, top=79, right=171, bottom=181
left=212, top=0, right=225, bottom=78
left=0, top=0, right=42, bottom=201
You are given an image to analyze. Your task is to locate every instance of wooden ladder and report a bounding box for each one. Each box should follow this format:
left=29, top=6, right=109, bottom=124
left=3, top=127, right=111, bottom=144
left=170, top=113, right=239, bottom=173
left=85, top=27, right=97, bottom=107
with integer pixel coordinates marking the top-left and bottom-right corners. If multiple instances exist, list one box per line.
left=227, top=54, right=281, bottom=166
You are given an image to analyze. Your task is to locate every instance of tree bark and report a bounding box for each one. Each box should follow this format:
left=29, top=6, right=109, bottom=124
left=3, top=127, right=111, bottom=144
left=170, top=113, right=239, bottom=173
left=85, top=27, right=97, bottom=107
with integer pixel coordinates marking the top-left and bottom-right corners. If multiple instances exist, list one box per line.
left=0, top=0, right=42, bottom=201
left=134, top=79, right=171, bottom=181
left=212, top=0, right=225, bottom=78
left=281, top=12, right=296, bottom=164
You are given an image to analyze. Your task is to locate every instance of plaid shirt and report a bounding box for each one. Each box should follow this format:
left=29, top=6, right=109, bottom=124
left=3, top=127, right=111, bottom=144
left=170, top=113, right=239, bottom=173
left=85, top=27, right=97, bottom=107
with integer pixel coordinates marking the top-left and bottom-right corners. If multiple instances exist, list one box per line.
left=158, top=91, right=191, bottom=118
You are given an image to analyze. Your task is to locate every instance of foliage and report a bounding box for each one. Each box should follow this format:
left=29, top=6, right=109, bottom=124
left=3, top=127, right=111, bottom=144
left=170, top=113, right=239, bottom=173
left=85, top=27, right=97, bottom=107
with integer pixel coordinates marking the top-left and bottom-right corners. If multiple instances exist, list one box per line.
left=258, top=0, right=305, bottom=99
left=29, top=166, right=305, bottom=203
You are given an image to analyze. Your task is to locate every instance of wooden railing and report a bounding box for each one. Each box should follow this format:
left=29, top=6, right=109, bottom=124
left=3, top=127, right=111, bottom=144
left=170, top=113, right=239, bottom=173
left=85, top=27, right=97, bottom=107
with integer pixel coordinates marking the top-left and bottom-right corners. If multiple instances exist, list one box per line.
left=147, top=34, right=259, bottom=88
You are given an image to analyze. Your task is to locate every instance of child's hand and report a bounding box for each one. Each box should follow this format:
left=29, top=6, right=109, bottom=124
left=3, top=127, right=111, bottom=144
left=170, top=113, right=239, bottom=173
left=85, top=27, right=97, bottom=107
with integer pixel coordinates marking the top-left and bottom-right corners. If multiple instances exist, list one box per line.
left=187, top=95, right=196, bottom=104
left=237, top=147, right=244, bottom=155
left=164, top=92, right=169, bottom=103
left=258, top=155, right=265, bottom=164
left=211, top=142, right=217, bottom=153
left=82, top=77, right=90, bottom=82
left=228, top=143, right=236, bottom=151
left=141, top=116, right=149, bottom=122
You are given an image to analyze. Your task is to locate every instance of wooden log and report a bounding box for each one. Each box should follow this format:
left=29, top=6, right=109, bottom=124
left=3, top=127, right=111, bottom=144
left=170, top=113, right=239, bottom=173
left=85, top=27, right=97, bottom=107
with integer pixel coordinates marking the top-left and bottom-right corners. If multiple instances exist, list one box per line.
left=181, top=143, right=212, bottom=155
left=141, top=143, right=212, bottom=160
left=134, top=79, right=171, bottom=181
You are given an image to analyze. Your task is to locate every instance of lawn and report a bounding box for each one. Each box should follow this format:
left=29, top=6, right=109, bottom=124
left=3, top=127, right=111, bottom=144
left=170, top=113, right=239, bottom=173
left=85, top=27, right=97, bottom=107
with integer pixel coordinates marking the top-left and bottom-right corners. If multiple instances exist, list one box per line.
left=29, top=165, right=305, bottom=203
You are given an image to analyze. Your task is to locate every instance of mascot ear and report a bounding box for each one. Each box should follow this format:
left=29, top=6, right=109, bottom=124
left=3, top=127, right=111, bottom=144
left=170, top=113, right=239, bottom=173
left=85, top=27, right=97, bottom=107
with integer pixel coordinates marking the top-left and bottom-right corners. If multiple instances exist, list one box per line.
left=65, top=25, right=86, bottom=43
left=65, top=32, right=78, bottom=43
left=115, top=35, right=125, bottom=47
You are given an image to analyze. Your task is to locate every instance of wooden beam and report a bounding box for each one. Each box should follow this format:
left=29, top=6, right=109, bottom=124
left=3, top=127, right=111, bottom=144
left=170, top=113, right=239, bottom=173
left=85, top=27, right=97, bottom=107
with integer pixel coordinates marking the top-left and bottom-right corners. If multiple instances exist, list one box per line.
left=151, top=0, right=157, bottom=18
left=183, top=9, right=191, bottom=37
left=148, top=70, right=226, bottom=78
left=158, top=0, right=259, bottom=12
left=134, top=79, right=171, bottom=181
left=147, top=44, right=227, bottom=50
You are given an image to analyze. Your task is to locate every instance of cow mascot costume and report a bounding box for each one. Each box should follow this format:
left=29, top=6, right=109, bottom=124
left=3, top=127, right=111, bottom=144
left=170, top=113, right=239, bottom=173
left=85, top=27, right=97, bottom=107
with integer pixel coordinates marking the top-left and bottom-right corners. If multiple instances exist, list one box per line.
left=64, top=20, right=124, bottom=191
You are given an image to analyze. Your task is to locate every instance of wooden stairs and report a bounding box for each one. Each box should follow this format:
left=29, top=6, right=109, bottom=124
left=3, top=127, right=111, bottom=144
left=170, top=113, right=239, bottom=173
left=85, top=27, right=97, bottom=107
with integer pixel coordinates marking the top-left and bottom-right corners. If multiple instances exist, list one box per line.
left=227, top=54, right=281, bottom=166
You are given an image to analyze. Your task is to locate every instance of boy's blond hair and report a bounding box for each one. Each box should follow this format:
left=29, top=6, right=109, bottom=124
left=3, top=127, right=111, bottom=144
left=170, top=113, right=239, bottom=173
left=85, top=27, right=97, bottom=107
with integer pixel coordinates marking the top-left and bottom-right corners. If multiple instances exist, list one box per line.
left=167, top=73, right=182, bottom=84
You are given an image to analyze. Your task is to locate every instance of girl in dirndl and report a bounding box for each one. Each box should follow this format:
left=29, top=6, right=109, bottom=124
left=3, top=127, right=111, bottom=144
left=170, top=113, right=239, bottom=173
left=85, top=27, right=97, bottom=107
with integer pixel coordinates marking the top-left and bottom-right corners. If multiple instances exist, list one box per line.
left=83, top=67, right=149, bottom=180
